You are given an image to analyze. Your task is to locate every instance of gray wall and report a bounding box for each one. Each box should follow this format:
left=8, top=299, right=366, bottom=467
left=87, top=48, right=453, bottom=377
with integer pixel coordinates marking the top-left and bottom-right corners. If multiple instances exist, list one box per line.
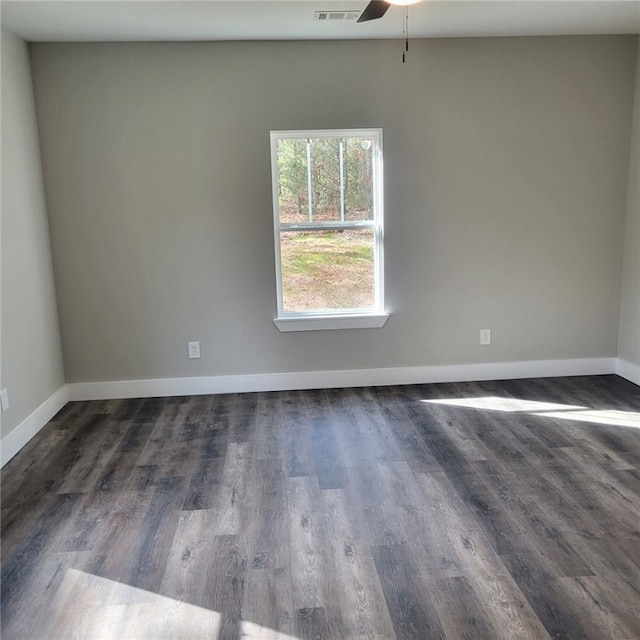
left=30, top=36, right=637, bottom=384
left=618, top=41, right=640, bottom=367
left=1, top=27, right=65, bottom=438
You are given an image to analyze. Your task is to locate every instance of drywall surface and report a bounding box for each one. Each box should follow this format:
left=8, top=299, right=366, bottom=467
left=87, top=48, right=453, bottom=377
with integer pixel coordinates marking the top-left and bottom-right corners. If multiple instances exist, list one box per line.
left=30, top=36, right=636, bottom=383
left=1, top=28, right=65, bottom=438
left=618, top=37, right=640, bottom=367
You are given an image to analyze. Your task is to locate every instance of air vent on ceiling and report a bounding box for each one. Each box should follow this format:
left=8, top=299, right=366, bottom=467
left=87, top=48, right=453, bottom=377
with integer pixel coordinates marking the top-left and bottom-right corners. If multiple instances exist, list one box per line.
left=314, top=11, right=360, bottom=21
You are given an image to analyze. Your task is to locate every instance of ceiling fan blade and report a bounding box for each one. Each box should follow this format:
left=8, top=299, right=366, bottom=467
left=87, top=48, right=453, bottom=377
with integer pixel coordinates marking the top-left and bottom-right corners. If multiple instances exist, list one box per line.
left=357, top=0, right=391, bottom=23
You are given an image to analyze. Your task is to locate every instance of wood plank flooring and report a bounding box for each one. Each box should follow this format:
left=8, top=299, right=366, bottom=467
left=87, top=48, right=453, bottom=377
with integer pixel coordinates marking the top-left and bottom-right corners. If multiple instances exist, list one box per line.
left=2, top=375, right=639, bottom=639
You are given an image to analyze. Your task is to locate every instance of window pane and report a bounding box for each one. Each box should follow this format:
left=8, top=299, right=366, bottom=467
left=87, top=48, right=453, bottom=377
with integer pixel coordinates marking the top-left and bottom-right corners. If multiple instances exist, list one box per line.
left=280, top=230, right=375, bottom=312
left=276, top=136, right=375, bottom=225
left=277, top=138, right=309, bottom=224
left=309, top=138, right=341, bottom=222
left=344, top=137, right=374, bottom=221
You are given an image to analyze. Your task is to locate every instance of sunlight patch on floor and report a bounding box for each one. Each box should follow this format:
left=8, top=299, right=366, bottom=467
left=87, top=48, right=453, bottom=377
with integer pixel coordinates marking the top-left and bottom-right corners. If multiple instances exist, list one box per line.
left=37, top=568, right=305, bottom=640
left=422, top=396, right=585, bottom=413
left=41, top=568, right=222, bottom=639
left=542, top=409, right=640, bottom=429
left=422, top=396, right=640, bottom=429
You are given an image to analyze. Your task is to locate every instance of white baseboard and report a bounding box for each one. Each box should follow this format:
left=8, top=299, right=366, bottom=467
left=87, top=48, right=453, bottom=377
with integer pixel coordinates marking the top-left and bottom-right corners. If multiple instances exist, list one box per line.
left=616, top=358, right=640, bottom=386
left=67, top=357, right=618, bottom=402
left=1, top=385, right=69, bottom=467
left=3, top=357, right=631, bottom=468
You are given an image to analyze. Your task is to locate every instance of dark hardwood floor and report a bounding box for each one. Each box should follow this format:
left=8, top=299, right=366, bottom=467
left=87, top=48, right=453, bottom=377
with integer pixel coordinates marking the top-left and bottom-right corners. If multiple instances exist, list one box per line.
left=2, top=375, right=639, bottom=639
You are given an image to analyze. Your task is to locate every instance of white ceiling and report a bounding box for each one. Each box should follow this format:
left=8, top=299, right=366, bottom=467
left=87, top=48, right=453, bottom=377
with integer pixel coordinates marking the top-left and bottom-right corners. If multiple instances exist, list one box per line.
left=1, top=0, right=639, bottom=43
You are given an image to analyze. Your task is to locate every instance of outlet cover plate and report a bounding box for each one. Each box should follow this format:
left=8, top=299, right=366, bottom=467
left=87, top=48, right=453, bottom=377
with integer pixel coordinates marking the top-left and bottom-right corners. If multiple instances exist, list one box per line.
left=188, top=341, right=201, bottom=359
left=480, top=329, right=491, bottom=345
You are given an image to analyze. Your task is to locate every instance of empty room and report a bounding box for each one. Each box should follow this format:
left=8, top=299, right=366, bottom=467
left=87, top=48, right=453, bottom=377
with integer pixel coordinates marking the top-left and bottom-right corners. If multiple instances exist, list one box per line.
left=1, top=0, right=640, bottom=638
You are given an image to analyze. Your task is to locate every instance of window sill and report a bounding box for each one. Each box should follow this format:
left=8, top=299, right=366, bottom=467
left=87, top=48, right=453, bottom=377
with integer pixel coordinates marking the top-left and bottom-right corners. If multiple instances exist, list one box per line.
left=274, top=313, right=389, bottom=332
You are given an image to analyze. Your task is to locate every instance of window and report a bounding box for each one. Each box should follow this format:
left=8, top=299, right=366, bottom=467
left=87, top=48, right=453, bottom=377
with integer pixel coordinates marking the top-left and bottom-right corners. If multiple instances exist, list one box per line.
left=270, top=129, right=388, bottom=332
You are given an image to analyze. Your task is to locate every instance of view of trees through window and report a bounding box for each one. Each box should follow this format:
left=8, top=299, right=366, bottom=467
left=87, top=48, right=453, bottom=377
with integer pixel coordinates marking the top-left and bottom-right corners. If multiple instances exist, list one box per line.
left=275, top=135, right=377, bottom=312
left=277, top=137, right=374, bottom=224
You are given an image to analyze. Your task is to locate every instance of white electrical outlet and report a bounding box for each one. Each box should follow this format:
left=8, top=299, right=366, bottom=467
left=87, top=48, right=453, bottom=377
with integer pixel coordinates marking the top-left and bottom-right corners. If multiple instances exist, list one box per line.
left=0, top=388, right=9, bottom=412
left=188, top=341, right=201, bottom=359
left=480, top=329, right=491, bottom=346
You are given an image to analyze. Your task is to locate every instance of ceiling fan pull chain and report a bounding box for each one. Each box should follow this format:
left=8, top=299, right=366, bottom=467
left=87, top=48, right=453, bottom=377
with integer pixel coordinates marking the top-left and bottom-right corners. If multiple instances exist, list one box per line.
left=401, top=6, right=409, bottom=63
left=406, top=6, right=409, bottom=52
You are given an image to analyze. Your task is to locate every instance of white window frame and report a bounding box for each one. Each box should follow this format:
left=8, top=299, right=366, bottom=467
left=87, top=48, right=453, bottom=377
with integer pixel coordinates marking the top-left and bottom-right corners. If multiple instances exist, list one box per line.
left=270, top=128, right=388, bottom=332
